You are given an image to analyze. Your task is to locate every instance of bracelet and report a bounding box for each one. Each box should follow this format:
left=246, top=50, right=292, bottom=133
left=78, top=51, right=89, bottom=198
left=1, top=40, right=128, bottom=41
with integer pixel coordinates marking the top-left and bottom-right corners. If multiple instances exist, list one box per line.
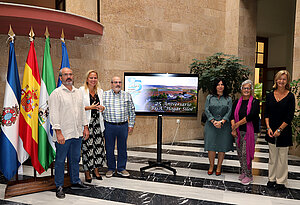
left=277, top=129, right=281, bottom=133
left=266, top=127, right=271, bottom=131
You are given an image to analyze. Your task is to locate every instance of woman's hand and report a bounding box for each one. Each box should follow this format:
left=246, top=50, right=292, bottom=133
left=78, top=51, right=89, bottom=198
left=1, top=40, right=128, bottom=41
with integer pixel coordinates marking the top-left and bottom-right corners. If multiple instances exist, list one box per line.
left=213, top=121, right=222, bottom=129
left=232, top=122, right=240, bottom=131
left=267, top=128, right=274, bottom=138
left=89, top=102, right=100, bottom=110
left=89, top=102, right=105, bottom=111
left=231, top=130, right=237, bottom=138
left=273, top=130, right=281, bottom=138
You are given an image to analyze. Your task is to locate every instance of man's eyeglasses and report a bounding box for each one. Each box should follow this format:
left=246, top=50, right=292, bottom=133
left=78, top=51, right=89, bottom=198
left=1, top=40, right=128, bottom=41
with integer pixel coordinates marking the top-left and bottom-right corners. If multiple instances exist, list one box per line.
left=111, top=81, right=122, bottom=84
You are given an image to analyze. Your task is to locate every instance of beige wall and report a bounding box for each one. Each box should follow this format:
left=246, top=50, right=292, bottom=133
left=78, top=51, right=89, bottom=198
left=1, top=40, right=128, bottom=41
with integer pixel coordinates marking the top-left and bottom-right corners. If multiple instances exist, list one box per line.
left=0, top=0, right=257, bottom=147
left=293, top=0, right=300, bottom=80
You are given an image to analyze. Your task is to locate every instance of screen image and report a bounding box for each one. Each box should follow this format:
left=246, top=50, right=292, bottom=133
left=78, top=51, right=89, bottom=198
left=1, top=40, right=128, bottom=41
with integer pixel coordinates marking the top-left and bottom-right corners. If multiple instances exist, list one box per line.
left=124, top=73, right=199, bottom=116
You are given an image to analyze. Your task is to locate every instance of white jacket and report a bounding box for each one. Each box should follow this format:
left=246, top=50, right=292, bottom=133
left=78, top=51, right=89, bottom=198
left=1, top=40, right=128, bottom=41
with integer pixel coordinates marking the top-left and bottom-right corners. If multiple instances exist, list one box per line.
left=79, top=86, right=105, bottom=132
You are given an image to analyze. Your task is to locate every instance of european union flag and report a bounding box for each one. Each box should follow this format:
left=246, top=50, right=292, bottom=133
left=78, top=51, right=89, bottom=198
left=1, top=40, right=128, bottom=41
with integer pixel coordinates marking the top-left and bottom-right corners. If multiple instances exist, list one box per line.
left=57, top=41, right=70, bottom=87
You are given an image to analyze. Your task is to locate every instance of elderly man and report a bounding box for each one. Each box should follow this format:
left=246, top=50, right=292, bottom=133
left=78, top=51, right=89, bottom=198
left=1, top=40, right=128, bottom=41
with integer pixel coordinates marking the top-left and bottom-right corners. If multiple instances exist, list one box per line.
left=49, top=67, right=90, bottom=199
left=103, top=76, right=136, bottom=178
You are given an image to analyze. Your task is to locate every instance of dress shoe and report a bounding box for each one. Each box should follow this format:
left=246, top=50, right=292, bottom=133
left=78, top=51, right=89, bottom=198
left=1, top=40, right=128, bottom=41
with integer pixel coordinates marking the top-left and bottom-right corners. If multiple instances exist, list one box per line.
left=117, top=170, right=130, bottom=177
left=275, top=184, right=286, bottom=191
left=267, top=181, right=276, bottom=188
left=85, top=177, right=92, bottom=183
left=56, top=186, right=65, bottom=199
left=215, top=171, right=221, bottom=176
left=93, top=172, right=103, bottom=180
left=70, top=181, right=91, bottom=190
left=207, top=170, right=213, bottom=175
left=85, top=172, right=92, bottom=183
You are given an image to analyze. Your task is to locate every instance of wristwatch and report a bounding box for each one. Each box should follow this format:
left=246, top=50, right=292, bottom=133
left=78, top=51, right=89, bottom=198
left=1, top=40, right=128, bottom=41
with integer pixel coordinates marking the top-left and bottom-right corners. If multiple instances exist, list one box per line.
left=277, top=129, right=281, bottom=133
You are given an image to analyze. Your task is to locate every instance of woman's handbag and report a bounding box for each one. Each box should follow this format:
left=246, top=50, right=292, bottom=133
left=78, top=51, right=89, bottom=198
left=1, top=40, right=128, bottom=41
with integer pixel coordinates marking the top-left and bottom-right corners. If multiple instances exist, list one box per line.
left=201, top=111, right=207, bottom=124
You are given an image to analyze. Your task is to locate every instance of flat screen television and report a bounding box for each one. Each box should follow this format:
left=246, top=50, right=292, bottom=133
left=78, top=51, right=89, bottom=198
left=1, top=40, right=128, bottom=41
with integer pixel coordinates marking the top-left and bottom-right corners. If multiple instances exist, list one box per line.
left=124, top=72, right=199, bottom=116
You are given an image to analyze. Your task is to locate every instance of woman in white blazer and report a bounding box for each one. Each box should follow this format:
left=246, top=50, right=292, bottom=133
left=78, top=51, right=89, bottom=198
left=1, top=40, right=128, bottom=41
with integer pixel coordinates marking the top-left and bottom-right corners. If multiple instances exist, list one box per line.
left=79, top=70, right=105, bottom=182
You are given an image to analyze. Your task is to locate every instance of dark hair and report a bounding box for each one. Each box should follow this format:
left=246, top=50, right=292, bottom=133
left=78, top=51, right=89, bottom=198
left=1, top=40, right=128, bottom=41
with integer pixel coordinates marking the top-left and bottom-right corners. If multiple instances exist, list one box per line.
left=212, top=78, right=229, bottom=97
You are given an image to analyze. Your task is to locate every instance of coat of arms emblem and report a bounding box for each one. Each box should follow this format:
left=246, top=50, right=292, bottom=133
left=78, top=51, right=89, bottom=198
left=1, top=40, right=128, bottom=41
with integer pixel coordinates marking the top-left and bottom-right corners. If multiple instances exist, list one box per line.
left=1, top=105, right=19, bottom=126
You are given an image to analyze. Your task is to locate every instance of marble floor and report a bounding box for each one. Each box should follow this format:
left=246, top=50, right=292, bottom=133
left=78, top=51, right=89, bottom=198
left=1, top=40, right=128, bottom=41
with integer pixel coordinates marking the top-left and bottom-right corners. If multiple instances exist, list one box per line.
left=1, top=131, right=300, bottom=205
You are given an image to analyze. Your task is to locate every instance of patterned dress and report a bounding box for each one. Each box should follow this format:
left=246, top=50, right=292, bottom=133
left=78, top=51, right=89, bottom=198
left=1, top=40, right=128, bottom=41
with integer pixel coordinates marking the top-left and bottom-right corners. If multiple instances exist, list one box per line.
left=81, top=93, right=106, bottom=172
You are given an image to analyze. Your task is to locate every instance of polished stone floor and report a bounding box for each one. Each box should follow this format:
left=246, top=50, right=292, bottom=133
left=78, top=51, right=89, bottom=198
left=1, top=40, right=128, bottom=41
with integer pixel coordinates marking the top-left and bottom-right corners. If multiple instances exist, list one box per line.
left=1, top=131, right=300, bottom=204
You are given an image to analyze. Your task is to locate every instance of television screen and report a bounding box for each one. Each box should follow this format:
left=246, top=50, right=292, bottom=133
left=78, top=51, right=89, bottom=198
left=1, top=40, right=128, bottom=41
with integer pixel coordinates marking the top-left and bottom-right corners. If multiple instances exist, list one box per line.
left=124, top=73, right=199, bottom=116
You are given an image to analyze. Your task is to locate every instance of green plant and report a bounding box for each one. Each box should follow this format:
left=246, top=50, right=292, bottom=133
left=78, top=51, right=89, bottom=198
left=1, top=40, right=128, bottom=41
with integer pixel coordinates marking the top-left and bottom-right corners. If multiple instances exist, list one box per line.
left=190, top=53, right=251, bottom=99
left=291, top=79, right=300, bottom=146
left=254, top=83, right=263, bottom=101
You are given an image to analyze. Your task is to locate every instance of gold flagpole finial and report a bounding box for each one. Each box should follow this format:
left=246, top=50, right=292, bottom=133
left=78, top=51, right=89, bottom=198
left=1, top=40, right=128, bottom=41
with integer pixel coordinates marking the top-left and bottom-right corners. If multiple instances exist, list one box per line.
left=44, top=26, right=50, bottom=38
left=7, top=25, right=15, bottom=43
left=29, top=26, right=35, bottom=41
left=61, top=28, right=65, bottom=42
left=8, top=25, right=15, bottom=37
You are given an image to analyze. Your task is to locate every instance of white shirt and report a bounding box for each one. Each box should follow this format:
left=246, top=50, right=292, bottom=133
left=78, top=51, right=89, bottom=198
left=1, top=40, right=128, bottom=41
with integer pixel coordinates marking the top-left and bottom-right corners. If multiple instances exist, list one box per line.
left=79, top=86, right=105, bottom=132
left=49, top=84, right=88, bottom=142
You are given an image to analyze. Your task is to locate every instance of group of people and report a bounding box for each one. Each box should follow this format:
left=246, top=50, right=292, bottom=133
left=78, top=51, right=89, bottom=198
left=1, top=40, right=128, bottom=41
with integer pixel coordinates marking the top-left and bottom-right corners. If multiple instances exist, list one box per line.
left=48, top=67, right=294, bottom=199
left=49, top=67, right=136, bottom=199
left=204, top=70, right=295, bottom=191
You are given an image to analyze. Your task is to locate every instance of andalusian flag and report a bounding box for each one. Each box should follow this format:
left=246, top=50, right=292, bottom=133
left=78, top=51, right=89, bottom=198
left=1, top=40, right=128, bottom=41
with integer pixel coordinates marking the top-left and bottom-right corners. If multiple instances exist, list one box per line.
left=38, top=35, right=56, bottom=171
left=0, top=34, right=28, bottom=180
left=19, top=31, right=45, bottom=174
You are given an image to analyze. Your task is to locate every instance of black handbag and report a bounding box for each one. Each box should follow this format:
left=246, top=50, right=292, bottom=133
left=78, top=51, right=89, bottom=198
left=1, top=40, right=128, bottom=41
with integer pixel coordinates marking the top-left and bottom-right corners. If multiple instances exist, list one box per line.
left=201, top=111, right=207, bottom=124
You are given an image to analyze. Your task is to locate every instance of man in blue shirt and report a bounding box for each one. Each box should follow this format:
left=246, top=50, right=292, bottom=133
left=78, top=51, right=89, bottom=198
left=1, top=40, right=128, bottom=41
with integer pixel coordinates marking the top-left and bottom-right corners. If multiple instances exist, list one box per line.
left=103, top=76, right=136, bottom=178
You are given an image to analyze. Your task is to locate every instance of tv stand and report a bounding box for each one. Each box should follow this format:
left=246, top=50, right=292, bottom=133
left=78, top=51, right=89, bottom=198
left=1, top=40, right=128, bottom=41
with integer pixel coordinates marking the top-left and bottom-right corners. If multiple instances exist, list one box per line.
left=140, top=115, right=177, bottom=176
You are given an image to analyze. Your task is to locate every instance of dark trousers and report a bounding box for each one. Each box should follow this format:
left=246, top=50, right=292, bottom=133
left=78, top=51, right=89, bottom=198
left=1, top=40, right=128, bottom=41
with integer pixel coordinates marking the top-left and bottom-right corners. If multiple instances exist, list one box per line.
left=104, top=122, right=128, bottom=172
left=54, top=137, right=82, bottom=187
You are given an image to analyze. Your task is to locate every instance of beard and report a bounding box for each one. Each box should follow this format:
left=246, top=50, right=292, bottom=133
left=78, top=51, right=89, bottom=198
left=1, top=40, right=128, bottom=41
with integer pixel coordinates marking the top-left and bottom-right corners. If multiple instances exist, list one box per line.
left=63, top=78, right=73, bottom=86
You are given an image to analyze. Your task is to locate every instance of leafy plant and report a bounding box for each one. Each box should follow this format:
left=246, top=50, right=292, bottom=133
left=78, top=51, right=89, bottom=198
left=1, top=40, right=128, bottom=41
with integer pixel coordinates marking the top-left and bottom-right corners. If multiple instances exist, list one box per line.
left=190, top=53, right=251, bottom=99
left=291, top=79, right=300, bottom=146
left=254, top=83, right=263, bottom=101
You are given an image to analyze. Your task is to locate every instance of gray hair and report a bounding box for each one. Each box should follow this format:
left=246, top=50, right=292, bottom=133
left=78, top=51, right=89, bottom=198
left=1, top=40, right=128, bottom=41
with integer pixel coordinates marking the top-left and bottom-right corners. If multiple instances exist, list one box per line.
left=241, top=79, right=253, bottom=90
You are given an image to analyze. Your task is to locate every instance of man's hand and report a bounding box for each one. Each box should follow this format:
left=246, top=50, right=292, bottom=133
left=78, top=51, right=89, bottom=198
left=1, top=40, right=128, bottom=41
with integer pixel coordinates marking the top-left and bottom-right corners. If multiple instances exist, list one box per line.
left=56, top=130, right=65, bottom=144
left=128, top=127, right=134, bottom=134
left=83, top=125, right=89, bottom=140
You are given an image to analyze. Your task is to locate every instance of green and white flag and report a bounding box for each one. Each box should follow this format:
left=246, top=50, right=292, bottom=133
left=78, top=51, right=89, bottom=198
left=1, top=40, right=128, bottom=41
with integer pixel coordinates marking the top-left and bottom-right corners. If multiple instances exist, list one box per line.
left=38, top=36, right=56, bottom=171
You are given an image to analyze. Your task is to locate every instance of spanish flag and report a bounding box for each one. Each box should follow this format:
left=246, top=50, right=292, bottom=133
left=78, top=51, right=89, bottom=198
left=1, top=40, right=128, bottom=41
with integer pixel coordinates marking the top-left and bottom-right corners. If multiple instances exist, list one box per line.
left=19, top=29, right=45, bottom=174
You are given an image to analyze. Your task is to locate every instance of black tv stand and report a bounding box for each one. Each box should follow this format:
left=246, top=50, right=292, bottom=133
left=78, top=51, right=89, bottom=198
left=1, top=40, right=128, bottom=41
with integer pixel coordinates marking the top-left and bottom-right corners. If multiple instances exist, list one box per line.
left=140, top=115, right=177, bottom=176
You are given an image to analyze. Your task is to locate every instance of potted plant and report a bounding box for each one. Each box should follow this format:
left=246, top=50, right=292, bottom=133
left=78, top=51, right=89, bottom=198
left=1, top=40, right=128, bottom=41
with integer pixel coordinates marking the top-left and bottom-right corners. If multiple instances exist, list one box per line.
left=291, top=79, right=300, bottom=146
left=190, top=52, right=251, bottom=99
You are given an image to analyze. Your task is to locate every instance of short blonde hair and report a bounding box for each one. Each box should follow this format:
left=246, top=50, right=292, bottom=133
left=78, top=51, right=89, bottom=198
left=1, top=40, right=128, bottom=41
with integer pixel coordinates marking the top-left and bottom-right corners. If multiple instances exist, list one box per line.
left=273, top=70, right=291, bottom=90
left=84, top=70, right=100, bottom=90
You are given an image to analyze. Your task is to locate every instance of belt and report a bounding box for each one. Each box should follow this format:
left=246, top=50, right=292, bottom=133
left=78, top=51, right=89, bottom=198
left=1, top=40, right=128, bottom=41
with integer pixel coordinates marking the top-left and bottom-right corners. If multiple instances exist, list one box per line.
left=105, top=121, right=127, bottom=125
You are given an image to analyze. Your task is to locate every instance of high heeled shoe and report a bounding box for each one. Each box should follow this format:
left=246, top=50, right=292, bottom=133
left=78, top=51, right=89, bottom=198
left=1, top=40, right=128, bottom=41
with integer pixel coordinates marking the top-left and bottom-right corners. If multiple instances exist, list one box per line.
left=215, top=171, right=221, bottom=176
left=85, top=172, right=92, bottom=183
left=93, top=172, right=103, bottom=180
left=207, top=170, right=213, bottom=175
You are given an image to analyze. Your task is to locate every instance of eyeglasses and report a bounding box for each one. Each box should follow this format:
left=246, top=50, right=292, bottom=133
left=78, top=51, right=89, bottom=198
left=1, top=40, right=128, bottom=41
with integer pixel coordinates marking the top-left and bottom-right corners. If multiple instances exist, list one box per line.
left=62, top=73, right=73, bottom=77
left=111, top=81, right=122, bottom=84
left=242, top=87, right=251, bottom=90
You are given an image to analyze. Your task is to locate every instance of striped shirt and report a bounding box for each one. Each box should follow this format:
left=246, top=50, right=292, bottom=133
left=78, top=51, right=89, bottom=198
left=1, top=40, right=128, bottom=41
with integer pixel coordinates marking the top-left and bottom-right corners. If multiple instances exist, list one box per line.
left=103, top=89, right=136, bottom=127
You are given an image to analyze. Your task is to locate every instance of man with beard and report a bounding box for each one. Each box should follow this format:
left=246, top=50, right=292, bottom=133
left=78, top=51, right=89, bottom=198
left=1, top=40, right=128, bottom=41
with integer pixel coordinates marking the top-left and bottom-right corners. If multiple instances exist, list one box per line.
left=49, top=67, right=90, bottom=199
left=103, top=76, right=136, bottom=178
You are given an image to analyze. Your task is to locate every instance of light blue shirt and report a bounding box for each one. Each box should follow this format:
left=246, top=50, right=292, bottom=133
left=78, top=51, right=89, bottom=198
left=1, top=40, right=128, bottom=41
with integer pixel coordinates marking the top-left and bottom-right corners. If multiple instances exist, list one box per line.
left=102, top=89, right=136, bottom=127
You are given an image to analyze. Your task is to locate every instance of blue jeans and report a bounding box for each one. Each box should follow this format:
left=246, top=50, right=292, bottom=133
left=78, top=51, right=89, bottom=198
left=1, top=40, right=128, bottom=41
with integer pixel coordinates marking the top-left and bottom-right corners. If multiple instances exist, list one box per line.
left=104, top=122, right=128, bottom=172
left=55, top=137, right=82, bottom=187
